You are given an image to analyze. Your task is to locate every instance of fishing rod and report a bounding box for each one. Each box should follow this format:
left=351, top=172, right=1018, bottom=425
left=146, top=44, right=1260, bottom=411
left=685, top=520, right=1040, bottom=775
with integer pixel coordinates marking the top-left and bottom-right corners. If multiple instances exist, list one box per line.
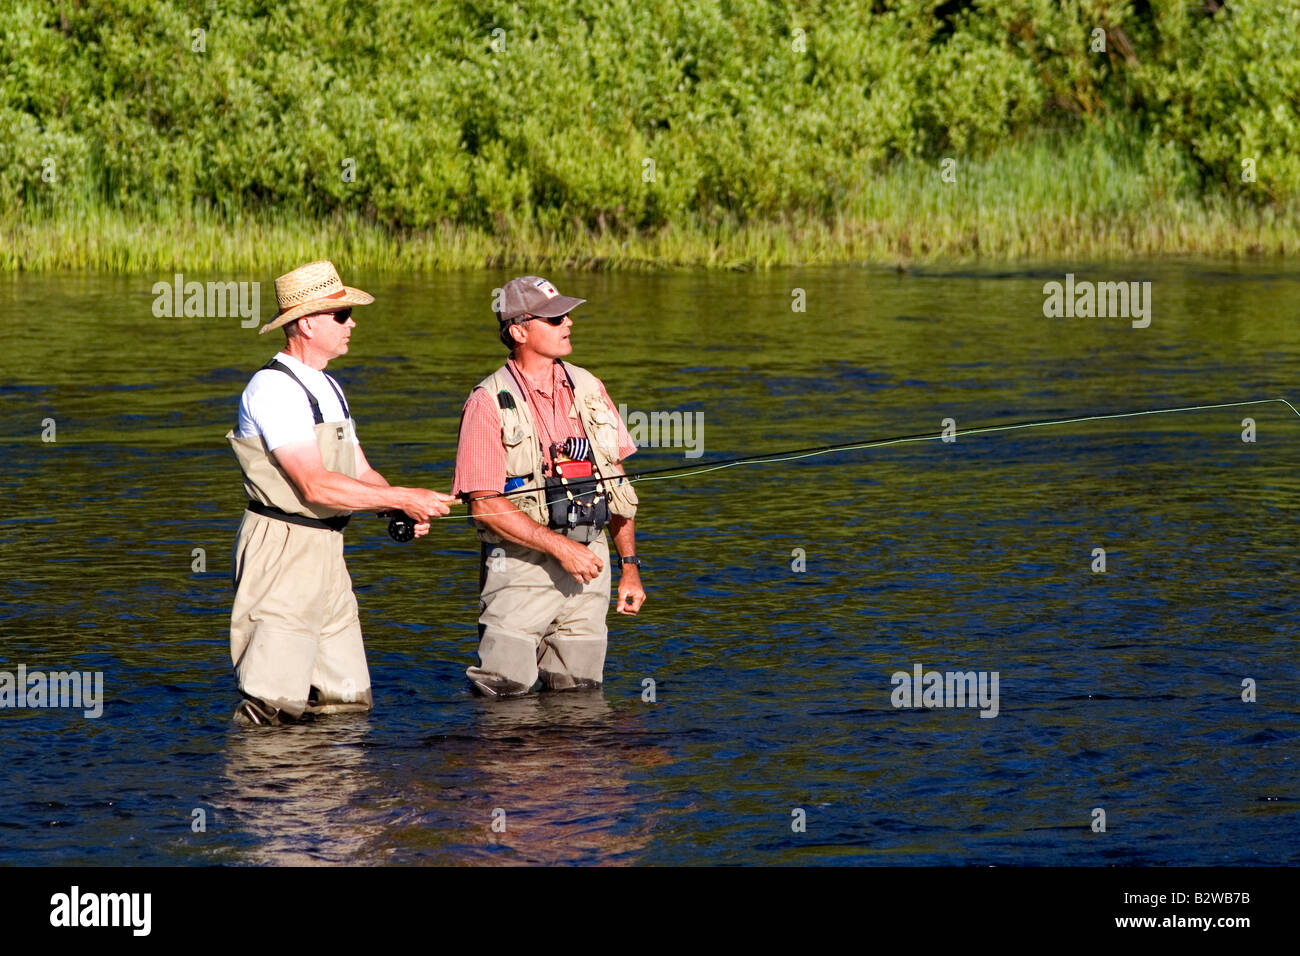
left=383, top=397, right=1300, bottom=540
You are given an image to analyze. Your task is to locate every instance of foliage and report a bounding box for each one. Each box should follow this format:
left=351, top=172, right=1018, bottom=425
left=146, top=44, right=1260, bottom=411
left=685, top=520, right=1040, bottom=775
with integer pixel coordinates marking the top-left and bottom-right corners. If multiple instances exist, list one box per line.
left=0, top=0, right=1295, bottom=258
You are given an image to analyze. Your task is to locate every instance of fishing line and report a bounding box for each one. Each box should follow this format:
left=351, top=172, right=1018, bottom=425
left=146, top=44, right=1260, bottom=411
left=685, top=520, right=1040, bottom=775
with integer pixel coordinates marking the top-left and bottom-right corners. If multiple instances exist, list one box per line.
left=445, top=397, right=1299, bottom=521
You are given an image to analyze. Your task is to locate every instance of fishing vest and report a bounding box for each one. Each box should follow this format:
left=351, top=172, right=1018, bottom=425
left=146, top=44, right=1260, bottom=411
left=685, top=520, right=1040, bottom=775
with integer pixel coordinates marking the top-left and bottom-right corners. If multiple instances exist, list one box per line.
left=226, top=360, right=359, bottom=522
left=472, top=360, right=638, bottom=540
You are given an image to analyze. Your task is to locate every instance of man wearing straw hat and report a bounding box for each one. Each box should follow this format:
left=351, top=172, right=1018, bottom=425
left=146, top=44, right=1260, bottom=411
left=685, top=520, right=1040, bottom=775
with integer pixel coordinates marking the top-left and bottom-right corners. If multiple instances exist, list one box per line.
left=227, top=260, right=454, bottom=726
left=452, top=276, right=646, bottom=698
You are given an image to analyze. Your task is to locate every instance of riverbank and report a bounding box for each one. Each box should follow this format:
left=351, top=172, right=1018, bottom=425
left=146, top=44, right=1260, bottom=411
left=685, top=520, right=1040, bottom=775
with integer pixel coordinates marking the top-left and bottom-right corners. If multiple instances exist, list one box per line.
left=8, top=208, right=1291, bottom=274
left=6, top=2, right=1296, bottom=272
left=6, top=135, right=1291, bottom=273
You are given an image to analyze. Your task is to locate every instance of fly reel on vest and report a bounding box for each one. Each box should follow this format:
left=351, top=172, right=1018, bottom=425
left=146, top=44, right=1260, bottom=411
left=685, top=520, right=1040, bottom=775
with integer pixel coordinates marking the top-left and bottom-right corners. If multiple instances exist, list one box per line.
left=546, top=438, right=609, bottom=531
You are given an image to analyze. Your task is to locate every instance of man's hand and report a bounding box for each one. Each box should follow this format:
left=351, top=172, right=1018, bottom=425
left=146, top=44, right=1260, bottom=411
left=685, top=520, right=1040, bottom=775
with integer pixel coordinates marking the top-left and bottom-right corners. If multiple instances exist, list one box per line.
left=404, top=489, right=456, bottom=539
left=617, top=565, right=645, bottom=614
left=399, top=489, right=456, bottom=524
left=553, top=536, right=603, bottom=584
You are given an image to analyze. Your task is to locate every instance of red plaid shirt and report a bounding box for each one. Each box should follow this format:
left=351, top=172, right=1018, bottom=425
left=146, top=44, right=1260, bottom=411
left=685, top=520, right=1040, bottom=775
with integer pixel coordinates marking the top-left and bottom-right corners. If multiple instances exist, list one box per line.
left=452, top=358, right=637, bottom=496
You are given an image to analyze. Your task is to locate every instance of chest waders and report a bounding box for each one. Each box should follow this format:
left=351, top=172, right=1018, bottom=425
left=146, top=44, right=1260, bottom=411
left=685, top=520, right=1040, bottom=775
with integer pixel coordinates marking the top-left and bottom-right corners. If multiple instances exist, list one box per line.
left=226, top=359, right=360, bottom=527
left=461, top=360, right=635, bottom=698
left=227, top=359, right=372, bottom=721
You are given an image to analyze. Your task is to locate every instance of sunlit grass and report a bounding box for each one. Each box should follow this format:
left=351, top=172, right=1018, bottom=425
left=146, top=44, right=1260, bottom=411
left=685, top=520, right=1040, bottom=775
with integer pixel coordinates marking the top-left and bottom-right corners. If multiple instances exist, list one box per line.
left=3, top=134, right=1293, bottom=273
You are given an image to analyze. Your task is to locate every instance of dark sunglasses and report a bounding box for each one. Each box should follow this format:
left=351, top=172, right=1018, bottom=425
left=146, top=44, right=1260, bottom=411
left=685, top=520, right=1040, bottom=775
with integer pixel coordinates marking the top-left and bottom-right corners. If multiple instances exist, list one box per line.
left=526, top=313, right=568, bottom=326
left=327, top=308, right=353, bottom=324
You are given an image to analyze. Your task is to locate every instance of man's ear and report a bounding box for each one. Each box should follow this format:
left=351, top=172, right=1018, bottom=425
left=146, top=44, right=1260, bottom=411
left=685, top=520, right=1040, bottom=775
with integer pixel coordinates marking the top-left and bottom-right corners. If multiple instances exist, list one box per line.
left=509, top=323, right=527, bottom=347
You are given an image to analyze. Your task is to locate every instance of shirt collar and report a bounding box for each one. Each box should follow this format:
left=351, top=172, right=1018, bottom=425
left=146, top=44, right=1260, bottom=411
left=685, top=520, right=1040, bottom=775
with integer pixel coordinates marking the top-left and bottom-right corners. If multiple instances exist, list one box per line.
left=509, top=358, right=569, bottom=398
left=275, top=351, right=318, bottom=376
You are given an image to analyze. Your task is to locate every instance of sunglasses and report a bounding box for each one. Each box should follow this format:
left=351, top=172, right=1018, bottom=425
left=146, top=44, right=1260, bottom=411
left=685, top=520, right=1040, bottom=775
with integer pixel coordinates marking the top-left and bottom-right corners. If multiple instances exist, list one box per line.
left=326, top=308, right=352, bottom=324
left=526, top=313, right=568, bottom=326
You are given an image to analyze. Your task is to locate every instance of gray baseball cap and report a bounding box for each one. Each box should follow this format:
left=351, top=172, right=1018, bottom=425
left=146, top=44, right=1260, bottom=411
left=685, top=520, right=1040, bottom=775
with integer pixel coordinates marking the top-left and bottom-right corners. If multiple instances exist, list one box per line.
left=495, top=276, right=586, bottom=323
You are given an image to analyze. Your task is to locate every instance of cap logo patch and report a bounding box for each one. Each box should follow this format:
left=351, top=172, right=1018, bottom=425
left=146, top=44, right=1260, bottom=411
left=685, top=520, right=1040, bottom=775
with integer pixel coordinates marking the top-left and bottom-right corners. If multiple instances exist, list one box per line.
left=532, top=278, right=558, bottom=299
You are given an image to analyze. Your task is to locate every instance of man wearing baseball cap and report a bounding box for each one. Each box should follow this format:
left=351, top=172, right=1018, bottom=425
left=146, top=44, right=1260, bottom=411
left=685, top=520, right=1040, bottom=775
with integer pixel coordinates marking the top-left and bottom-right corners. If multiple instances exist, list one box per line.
left=452, top=276, right=647, bottom=697
left=227, top=260, right=455, bottom=725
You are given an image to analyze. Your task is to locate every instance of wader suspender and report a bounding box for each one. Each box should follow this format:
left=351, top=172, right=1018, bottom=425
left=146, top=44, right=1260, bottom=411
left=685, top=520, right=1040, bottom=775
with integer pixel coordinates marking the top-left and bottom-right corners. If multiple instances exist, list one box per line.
left=248, top=359, right=352, bottom=532
left=263, top=358, right=351, bottom=424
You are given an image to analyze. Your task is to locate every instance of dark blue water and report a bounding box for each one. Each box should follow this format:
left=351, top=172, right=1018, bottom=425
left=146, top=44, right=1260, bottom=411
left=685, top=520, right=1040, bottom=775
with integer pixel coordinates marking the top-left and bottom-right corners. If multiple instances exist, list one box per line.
left=2, top=263, right=1298, bottom=864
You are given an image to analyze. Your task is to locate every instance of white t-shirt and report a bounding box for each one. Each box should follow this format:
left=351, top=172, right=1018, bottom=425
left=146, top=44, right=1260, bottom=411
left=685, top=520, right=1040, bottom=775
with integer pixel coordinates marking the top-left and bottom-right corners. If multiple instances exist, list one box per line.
left=237, top=352, right=360, bottom=451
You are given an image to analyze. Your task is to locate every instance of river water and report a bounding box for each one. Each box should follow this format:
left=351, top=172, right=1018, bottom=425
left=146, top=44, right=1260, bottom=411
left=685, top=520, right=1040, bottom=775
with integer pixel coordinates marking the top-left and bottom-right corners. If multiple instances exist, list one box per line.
left=1, top=262, right=1298, bottom=865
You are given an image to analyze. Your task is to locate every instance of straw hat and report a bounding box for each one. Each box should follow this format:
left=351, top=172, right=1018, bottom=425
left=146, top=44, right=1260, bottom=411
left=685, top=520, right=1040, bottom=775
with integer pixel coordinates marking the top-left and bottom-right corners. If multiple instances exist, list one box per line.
left=259, top=260, right=375, bottom=335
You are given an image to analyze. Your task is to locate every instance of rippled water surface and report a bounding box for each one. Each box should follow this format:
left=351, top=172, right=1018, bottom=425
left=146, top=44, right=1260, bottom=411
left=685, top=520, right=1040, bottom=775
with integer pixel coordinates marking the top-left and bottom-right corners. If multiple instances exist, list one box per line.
left=2, top=262, right=1298, bottom=865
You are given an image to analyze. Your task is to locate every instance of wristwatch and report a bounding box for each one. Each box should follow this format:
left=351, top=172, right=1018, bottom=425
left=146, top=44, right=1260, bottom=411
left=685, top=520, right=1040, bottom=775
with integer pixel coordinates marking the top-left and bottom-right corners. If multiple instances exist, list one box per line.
left=616, top=554, right=641, bottom=569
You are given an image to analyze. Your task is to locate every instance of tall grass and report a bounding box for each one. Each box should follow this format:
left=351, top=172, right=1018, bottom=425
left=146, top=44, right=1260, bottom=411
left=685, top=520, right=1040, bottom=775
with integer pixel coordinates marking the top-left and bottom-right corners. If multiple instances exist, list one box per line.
left=3, top=130, right=1293, bottom=273
left=3, top=0, right=1297, bottom=271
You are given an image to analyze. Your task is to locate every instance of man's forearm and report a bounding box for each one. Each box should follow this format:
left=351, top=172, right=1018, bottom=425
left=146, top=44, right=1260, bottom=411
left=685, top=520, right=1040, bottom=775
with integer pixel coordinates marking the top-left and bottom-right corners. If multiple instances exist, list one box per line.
left=608, top=514, right=636, bottom=558
left=356, top=467, right=392, bottom=489
left=299, top=469, right=415, bottom=513
left=469, top=495, right=570, bottom=558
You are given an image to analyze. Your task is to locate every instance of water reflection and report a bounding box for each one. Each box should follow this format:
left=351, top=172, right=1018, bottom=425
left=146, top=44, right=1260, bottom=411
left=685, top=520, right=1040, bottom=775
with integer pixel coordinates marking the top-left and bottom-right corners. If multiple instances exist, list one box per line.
left=456, top=690, right=664, bottom=865
left=221, top=717, right=377, bottom=865
left=219, top=691, right=669, bottom=865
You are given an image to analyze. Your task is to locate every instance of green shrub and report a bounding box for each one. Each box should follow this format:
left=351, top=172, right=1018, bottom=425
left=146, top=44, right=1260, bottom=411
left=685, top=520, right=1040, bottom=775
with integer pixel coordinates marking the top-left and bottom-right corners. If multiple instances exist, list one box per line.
left=0, top=0, right=1295, bottom=236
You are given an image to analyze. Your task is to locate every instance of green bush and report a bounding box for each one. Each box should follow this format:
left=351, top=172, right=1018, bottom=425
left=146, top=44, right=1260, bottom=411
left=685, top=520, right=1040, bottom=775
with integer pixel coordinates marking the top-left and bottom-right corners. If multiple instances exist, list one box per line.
left=0, top=0, right=1295, bottom=233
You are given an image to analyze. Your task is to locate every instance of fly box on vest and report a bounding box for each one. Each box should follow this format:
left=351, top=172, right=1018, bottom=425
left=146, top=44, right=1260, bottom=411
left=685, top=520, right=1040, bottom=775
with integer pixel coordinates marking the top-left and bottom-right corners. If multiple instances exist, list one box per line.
left=546, top=442, right=609, bottom=531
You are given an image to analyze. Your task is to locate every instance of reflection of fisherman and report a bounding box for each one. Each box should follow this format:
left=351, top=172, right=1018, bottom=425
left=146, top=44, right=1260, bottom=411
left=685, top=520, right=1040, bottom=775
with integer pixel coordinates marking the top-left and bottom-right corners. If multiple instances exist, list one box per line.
left=452, top=276, right=647, bottom=697
left=222, top=721, right=374, bottom=863
left=227, top=260, right=454, bottom=725
left=467, top=692, right=661, bottom=864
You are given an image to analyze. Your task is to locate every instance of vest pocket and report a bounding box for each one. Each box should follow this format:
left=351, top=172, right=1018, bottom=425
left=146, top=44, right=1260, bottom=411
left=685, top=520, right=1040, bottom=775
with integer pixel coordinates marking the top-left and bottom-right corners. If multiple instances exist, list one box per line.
left=500, top=417, right=547, bottom=523
left=502, top=421, right=534, bottom=478
left=583, top=394, right=621, bottom=462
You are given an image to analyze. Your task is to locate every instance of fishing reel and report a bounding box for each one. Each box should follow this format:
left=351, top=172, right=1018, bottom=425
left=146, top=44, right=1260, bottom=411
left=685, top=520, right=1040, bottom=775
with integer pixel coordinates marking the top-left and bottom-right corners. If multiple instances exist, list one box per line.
left=553, top=437, right=591, bottom=463
left=382, top=511, right=416, bottom=543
